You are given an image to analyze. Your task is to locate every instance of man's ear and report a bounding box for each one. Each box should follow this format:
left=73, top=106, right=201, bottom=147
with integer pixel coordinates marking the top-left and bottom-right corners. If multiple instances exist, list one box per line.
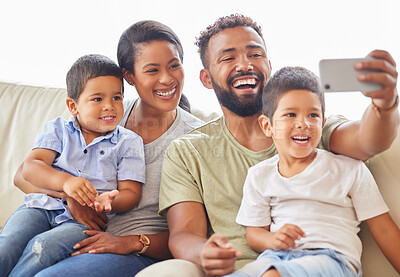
left=66, top=97, right=79, bottom=116
left=199, top=69, right=213, bottom=89
left=258, top=114, right=273, bottom=137
left=122, top=68, right=134, bottom=86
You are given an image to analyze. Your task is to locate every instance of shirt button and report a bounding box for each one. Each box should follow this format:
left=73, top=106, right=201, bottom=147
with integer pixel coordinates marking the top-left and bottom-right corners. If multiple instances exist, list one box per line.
left=100, top=150, right=105, bottom=155
left=83, top=149, right=88, bottom=154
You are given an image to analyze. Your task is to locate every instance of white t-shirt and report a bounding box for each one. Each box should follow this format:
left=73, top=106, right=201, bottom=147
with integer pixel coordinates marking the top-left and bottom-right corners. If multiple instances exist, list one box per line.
left=236, top=149, right=388, bottom=263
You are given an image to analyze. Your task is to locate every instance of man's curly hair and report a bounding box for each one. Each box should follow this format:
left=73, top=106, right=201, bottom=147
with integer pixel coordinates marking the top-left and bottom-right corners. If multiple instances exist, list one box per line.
left=195, top=14, right=264, bottom=69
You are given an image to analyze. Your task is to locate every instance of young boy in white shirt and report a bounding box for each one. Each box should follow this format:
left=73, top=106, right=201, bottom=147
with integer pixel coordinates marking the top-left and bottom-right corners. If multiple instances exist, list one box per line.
left=226, top=66, right=400, bottom=277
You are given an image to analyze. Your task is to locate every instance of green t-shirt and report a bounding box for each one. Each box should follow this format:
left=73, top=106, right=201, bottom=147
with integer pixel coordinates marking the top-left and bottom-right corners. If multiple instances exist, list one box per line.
left=159, top=114, right=347, bottom=269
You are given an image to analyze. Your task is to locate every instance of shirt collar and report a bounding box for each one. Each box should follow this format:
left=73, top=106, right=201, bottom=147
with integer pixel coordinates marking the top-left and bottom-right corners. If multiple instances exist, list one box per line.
left=66, top=116, right=119, bottom=144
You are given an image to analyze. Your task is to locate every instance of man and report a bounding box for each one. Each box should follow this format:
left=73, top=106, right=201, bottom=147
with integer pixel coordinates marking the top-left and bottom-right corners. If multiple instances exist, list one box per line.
left=137, top=14, right=399, bottom=277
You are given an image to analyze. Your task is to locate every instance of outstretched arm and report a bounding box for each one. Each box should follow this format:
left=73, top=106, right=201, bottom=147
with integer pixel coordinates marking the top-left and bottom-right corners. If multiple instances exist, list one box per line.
left=167, top=202, right=240, bottom=276
left=330, top=50, right=399, bottom=160
left=106, top=180, right=141, bottom=213
left=366, top=212, right=400, bottom=273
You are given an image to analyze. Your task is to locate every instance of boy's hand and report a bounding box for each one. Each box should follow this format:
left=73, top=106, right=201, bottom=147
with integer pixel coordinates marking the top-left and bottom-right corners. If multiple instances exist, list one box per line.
left=63, top=176, right=98, bottom=207
left=356, top=50, right=398, bottom=109
left=271, top=224, right=305, bottom=250
left=93, top=190, right=119, bottom=213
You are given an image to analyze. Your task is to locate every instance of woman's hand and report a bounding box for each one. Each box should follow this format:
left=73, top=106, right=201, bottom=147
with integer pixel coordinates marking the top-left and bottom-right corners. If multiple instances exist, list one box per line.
left=67, top=197, right=108, bottom=231
left=71, top=231, right=140, bottom=256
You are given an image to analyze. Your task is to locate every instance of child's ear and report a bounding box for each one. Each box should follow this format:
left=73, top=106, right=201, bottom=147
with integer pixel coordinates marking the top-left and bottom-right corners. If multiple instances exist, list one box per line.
left=258, top=114, right=273, bottom=137
left=200, top=69, right=213, bottom=89
left=66, top=97, right=79, bottom=116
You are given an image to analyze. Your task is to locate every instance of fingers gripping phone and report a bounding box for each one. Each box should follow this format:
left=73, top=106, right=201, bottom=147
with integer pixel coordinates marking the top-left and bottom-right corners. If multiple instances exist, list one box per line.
left=319, top=58, right=382, bottom=93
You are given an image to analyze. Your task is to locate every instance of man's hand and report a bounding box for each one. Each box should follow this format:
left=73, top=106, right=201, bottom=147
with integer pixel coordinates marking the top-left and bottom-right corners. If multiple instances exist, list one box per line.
left=200, top=234, right=241, bottom=277
left=63, top=176, right=98, bottom=207
left=67, top=196, right=108, bottom=231
left=71, top=230, right=133, bottom=256
left=357, top=49, right=398, bottom=109
left=270, top=224, right=305, bottom=251
left=93, top=190, right=119, bottom=213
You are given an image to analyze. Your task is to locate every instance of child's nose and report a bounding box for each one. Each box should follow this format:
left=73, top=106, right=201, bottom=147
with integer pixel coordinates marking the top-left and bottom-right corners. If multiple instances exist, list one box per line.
left=295, top=117, right=311, bottom=128
left=103, top=101, right=114, bottom=110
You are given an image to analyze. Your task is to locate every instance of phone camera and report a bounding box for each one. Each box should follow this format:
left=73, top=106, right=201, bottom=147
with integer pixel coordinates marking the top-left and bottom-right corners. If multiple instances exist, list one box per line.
left=324, top=84, right=330, bottom=90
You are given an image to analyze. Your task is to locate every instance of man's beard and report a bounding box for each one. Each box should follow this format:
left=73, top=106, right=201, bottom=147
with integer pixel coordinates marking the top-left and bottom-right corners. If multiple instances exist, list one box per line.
left=210, top=72, right=264, bottom=117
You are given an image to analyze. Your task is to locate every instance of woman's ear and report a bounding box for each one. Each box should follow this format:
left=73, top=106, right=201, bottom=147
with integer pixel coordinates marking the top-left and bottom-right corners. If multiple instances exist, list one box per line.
left=199, top=69, right=213, bottom=89
left=122, top=68, right=134, bottom=86
left=66, top=97, right=79, bottom=116
left=258, top=114, right=273, bottom=137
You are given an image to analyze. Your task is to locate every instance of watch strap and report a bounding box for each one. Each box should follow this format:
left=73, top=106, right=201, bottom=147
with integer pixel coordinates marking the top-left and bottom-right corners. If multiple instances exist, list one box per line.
left=134, top=234, right=150, bottom=256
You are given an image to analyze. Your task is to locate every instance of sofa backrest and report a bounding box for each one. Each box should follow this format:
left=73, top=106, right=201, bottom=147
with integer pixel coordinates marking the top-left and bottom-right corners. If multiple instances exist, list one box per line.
left=0, top=81, right=399, bottom=276
left=0, top=82, right=70, bottom=226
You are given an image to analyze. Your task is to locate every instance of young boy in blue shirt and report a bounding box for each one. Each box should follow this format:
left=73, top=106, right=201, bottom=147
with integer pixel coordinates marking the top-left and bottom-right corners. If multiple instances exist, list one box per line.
left=226, top=67, right=400, bottom=277
left=0, top=54, right=145, bottom=276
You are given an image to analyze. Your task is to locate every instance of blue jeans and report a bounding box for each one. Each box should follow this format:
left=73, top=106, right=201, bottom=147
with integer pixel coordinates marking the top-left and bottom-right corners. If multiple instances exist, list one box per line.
left=35, top=252, right=160, bottom=277
left=0, top=205, right=88, bottom=277
left=224, top=249, right=361, bottom=277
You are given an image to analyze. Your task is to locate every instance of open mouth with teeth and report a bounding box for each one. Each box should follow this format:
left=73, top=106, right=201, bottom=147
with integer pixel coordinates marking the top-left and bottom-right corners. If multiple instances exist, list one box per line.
left=232, top=78, right=258, bottom=90
left=291, top=136, right=311, bottom=144
left=155, top=86, right=176, bottom=97
left=100, top=116, right=115, bottom=121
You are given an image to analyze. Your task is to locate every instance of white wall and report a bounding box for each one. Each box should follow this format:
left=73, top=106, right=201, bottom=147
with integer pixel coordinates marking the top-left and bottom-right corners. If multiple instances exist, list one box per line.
left=1, top=0, right=399, bottom=119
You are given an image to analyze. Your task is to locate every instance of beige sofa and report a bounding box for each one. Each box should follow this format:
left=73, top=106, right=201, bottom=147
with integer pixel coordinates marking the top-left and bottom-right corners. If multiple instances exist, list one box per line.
left=1, top=81, right=399, bottom=276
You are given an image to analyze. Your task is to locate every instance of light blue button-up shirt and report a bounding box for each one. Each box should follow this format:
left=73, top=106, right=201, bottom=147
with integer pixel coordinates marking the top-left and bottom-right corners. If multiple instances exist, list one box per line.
left=24, top=116, right=145, bottom=223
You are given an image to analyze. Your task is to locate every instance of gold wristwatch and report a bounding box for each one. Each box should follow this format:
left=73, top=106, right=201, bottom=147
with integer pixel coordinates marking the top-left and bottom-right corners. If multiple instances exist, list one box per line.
left=134, top=234, right=150, bottom=256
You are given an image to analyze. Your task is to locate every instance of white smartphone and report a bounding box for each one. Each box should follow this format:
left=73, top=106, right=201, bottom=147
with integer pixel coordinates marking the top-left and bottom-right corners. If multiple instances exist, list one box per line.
left=319, top=58, right=382, bottom=93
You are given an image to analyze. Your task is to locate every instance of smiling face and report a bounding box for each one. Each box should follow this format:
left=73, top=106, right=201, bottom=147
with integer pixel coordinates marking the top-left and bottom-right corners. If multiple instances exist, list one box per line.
left=260, top=90, right=324, bottom=163
left=201, top=26, right=271, bottom=117
left=67, top=76, right=124, bottom=143
left=130, top=40, right=184, bottom=113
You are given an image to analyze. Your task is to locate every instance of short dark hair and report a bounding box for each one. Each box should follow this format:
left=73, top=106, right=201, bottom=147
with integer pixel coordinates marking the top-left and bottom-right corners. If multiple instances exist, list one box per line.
left=262, top=66, right=325, bottom=120
left=195, top=14, right=264, bottom=69
left=117, top=20, right=184, bottom=75
left=66, top=54, right=123, bottom=101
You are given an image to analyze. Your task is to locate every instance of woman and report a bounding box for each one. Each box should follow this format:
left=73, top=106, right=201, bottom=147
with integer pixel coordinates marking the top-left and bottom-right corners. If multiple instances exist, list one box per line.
left=14, top=20, right=204, bottom=276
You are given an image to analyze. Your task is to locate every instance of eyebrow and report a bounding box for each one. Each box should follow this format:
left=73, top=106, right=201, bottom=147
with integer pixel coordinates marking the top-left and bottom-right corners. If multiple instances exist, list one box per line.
left=218, top=44, right=265, bottom=55
left=280, top=106, right=322, bottom=112
left=143, top=57, right=180, bottom=68
left=88, top=91, right=122, bottom=97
